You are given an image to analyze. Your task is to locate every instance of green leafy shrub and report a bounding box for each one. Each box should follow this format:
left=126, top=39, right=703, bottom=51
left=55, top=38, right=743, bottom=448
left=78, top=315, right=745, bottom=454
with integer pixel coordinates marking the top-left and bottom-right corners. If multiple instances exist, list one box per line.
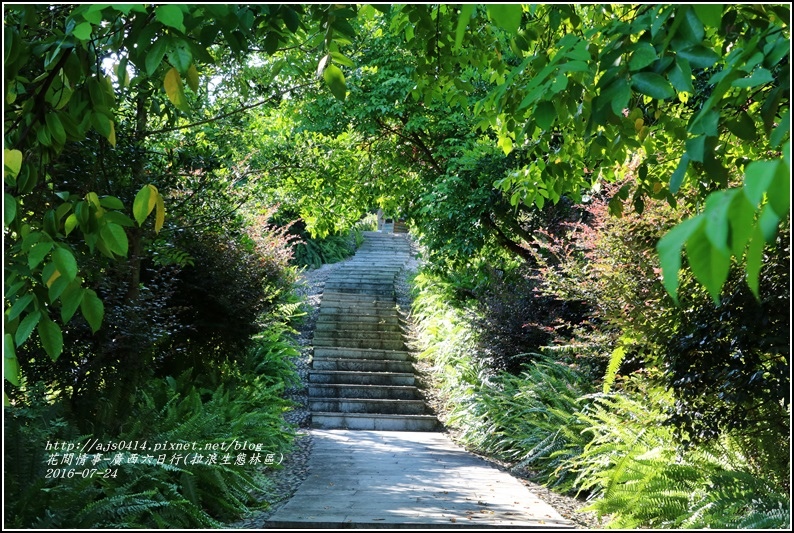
left=291, top=213, right=377, bottom=268
left=567, top=381, right=790, bottom=529
left=160, top=217, right=297, bottom=376
left=4, top=322, right=299, bottom=528
left=448, top=356, right=595, bottom=493
left=532, top=183, right=790, bottom=487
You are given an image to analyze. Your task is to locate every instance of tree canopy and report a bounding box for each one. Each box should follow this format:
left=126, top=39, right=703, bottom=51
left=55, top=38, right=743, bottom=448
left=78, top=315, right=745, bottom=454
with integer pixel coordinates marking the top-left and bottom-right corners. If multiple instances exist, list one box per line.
left=3, top=4, right=790, bottom=390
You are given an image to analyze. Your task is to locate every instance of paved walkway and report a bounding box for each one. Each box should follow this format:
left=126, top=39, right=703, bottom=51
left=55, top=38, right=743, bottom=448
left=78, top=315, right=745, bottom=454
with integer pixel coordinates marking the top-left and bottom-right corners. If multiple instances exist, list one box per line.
left=265, top=430, right=574, bottom=528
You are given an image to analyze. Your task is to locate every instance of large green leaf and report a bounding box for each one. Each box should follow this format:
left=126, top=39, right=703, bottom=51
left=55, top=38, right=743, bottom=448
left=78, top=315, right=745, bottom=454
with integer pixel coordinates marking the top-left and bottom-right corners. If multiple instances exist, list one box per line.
left=685, top=223, right=731, bottom=303
left=52, top=246, right=78, bottom=282
left=7, top=294, right=33, bottom=322
left=146, top=37, right=168, bottom=76
left=15, top=310, right=41, bottom=347
left=155, top=4, right=186, bottom=33
left=535, top=101, right=556, bottom=130
left=669, top=154, right=690, bottom=194
left=631, top=72, right=674, bottom=100
left=100, top=222, right=128, bottom=256
left=743, top=160, right=779, bottom=206
left=677, top=45, right=719, bottom=69
left=37, top=318, right=64, bottom=361
left=169, top=39, right=193, bottom=74
left=323, top=64, right=347, bottom=101
left=3, top=193, right=15, bottom=226
left=72, top=21, right=93, bottom=41
left=60, top=280, right=85, bottom=324
left=703, top=189, right=735, bottom=255
left=731, top=68, right=774, bottom=89
left=28, top=241, right=53, bottom=270
left=488, top=4, right=522, bottom=35
left=629, top=42, right=657, bottom=72
left=4, top=334, right=20, bottom=386
left=80, top=288, right=104, bottom=333
left=693, top=5, right=722, bottom=28
left=455, top=4, right=476, bottom=49
left=656, top=215, right=703, bottom=303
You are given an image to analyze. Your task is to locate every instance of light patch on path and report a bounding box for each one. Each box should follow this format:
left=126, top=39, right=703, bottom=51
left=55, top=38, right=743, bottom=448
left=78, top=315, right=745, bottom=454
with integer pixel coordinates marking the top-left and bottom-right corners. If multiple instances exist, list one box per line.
left=265, top=429, right=575, bottom=529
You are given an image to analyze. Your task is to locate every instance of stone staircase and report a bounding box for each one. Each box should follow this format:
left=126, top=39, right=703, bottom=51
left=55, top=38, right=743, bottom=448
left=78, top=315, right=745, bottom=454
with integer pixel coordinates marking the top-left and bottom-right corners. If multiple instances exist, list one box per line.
left=309, top=232, right=439, bottom=431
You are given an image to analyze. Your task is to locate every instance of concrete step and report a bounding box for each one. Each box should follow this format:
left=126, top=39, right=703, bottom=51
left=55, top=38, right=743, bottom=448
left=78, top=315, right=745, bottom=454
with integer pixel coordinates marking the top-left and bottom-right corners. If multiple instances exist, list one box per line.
left=313, top=337, right=405, bottom=350
left=317, top=313, right=402, bottom=324
left=311, top=413, right=439, bottom=431
left=324, top=273, right=401, bottom=280
left=308, top=384, right=422, bottom=400
left=315, top=320, right=402, bottom=333
left=308, top=398, right=428, bottom=415
left=321, top=292, right=397, bottom=304
left=323, top=287, right=395, bottom=296
left=313, top=347, right=411, bottom=361
left=318, top=305, right=401, bottom=317
left=313, top=330, right=404, bottom=342
left=312, top=358, right=414, bottom=373
left=309, top=371, right=416, bottom=386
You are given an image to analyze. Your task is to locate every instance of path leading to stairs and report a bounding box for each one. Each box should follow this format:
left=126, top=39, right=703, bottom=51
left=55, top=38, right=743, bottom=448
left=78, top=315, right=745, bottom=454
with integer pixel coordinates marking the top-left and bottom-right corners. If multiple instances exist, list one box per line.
left=265, top=232, right=574, bottom=528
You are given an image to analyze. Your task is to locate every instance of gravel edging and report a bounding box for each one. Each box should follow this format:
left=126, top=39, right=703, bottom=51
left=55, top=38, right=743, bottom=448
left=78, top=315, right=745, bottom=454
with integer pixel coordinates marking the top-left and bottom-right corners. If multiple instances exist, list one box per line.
left=229, top=238, right=606, bottom=529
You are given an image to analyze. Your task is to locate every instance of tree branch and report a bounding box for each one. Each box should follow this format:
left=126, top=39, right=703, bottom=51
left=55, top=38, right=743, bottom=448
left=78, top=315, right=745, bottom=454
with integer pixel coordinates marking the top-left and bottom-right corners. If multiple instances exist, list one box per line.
left=144, top=81, right=316, bottom=136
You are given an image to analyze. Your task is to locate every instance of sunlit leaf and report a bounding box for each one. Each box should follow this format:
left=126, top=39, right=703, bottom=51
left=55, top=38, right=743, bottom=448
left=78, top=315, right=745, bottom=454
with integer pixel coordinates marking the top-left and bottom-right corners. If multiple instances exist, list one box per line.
left=155, top=4, right=186, bottom=33
left=323, top=64, right=347, bottom=101
left=488, top=4, right=522, bottom=35
left=657, top=215, right=703, bottom=303
left=4, top=149, right=23, bottom=178
left=164, top=67, right=189, bottom=111
left=685, top=223, right=731, bottom=303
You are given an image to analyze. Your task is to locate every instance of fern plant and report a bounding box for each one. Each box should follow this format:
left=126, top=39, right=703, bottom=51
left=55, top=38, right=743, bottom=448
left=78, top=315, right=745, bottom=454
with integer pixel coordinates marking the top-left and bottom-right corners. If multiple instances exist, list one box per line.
left=567, top=383, right=791, bottom=529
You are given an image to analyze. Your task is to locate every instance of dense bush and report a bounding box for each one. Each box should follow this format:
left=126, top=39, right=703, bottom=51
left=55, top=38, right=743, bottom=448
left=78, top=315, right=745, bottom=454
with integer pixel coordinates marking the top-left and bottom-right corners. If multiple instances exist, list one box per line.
left=530, top=185, right=790, bottom=487
left=4, top=323, right=299, bottom=529
left=160, top=217, right=298, bottom=376
left=471, top=266, right=590, bottom=374
left=568, top=380, right=790, bottom=529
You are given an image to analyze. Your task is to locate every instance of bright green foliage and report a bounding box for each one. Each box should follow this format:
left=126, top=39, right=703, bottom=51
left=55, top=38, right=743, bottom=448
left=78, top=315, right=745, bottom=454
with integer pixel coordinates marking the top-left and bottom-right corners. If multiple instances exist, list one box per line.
left=658, top=142, right=790, bottom=303
left=568, top=385, right=790, bottom=529
left=411, top=269, right=592, bottom=492
left=2, top=2, right=351, bottom=388
left=4, top=324, right=299, bottom=528
left=392, top=4, right=789, bottom=298
left=291, top=214, right=376, bottom=268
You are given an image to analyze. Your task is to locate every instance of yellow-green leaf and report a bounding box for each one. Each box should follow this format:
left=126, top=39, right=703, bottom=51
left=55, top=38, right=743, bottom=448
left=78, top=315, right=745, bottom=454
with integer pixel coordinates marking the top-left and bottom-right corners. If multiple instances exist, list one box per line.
left=5, top=149, right=23, bottom=178
left=154, top=191, right=165, bottom=233
left=186, top=63, right=199, bottom=92
left=164, top=67, right=189, bottom=111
